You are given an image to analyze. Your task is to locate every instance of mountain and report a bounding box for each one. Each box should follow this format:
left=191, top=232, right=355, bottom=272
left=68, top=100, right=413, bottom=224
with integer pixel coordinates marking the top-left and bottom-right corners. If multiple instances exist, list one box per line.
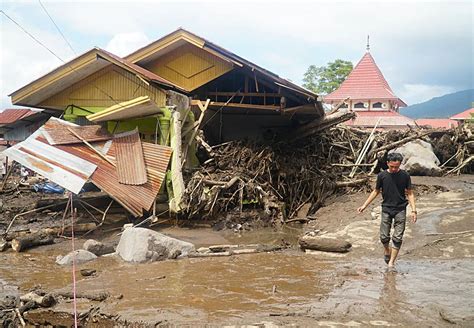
left=402, top=89, right=473, bottom=119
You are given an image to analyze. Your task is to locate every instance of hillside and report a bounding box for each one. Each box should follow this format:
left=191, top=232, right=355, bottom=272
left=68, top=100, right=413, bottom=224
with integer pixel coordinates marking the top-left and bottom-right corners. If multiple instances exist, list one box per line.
left=402, top=89, right=473, bottom=119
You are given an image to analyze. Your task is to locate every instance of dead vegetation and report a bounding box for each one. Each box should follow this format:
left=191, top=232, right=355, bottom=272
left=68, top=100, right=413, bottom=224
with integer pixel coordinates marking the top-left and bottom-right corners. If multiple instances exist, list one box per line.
left=183, top=124, right=473, bottom=224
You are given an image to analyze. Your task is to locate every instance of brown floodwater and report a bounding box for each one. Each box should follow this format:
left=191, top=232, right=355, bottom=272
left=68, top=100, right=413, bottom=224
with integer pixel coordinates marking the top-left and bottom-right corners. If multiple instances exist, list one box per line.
left=1, top=183, right=474, bottom=326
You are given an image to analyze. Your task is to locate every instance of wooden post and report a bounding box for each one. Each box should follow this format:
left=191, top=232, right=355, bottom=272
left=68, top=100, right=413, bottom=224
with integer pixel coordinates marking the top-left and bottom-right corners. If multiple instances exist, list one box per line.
left=170, top=111, right=185, bottom=213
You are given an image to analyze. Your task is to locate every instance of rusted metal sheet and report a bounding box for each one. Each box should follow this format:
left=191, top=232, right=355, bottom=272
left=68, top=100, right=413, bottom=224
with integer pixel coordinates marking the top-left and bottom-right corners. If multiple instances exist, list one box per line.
left=3, top=130, right=97, bottom=194
left=114, top=129, right=147, bottom=185
left=7, top=117, right=172, bottom=217
left=54, top=139, right=172, bottom=217
left=42, top=117, right=112, bottom=145
left=0, top=109, right=34, bottom=125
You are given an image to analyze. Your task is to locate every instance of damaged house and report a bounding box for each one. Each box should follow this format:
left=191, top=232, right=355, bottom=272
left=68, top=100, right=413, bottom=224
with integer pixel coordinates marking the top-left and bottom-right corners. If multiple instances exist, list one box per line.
left=5, top=28, right=343, bottom=221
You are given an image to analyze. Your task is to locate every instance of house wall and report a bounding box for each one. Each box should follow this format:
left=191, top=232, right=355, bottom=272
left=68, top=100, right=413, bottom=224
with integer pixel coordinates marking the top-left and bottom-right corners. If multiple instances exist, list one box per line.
left=3, top=121, right=47, bottom=142
left=143, top=43, right=233, bottom=92
left=39, top=66, right=167, bottom=110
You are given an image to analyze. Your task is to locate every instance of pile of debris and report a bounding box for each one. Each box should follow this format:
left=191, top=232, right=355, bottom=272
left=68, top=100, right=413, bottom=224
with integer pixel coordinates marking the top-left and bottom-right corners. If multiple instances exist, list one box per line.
left=183, top=123, right=473, bottom=224
left=3, top=118, right=172, bottom=218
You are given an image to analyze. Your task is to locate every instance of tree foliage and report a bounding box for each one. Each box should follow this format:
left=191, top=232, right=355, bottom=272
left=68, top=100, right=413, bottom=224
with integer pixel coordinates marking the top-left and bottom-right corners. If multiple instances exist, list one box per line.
left=302, top=59, right=353, bottom=95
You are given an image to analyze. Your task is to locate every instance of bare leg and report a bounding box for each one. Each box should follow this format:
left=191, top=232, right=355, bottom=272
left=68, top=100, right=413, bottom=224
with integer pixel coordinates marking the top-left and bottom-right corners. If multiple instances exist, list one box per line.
left=388, top=247, right=399, bottom=267
left=383, top=243, right=391, bottom=256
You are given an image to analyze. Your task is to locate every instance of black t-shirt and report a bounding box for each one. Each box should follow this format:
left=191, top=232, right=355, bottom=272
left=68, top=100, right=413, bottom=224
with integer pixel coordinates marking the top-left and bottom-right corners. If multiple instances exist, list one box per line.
left=375, top=170, right=412, bottom=214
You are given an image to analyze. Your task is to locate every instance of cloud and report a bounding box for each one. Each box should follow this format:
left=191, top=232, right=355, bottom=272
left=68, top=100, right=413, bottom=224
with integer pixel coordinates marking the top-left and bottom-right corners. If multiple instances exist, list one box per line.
left=399, top=84, right=456, bottom=106
left=105, top=32, right=151, bottom=57
left=1, top=1, right=472, bottom=107
left=0, top=12, right=75, bottom=109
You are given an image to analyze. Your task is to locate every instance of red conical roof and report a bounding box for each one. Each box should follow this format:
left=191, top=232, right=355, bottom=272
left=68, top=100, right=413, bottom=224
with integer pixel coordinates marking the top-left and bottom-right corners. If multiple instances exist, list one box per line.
left=325, top=52, right=406, bottom=107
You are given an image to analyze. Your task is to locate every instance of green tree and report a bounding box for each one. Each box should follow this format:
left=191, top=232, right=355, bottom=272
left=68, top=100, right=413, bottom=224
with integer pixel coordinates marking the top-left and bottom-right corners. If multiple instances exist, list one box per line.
left=302, top=59, right=353, bottom=95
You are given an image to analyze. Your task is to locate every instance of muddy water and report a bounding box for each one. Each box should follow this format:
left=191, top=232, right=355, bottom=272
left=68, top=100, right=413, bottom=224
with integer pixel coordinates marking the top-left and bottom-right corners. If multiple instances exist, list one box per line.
left=1, top=179, right=474, bottom=326
left=315, top=259, right=474, bottom=326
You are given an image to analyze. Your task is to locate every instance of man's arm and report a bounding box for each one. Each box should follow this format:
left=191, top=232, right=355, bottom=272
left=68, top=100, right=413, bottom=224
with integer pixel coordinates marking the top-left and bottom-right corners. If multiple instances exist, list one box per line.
left=357, top=189, right=380, bottom=213
left=406, top=189, right=417, bottom=223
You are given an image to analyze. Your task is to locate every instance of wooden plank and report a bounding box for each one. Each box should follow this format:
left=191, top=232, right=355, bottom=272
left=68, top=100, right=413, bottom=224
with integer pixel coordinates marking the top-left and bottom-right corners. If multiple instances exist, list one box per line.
left=66, top=127, right=115, bottom=167
left=207, top=92, right=281, bottom=97
left=208, top=102, right=280, bottom=111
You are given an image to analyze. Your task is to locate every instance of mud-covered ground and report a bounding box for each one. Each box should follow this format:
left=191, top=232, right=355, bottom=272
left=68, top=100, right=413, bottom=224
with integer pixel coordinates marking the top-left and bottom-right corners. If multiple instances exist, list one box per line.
left=1, top=175, right=473, bottom=327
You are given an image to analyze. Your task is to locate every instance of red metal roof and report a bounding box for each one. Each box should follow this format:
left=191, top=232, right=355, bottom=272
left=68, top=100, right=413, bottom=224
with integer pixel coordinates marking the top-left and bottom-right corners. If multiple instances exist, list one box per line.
left=415, top=119, right=458, bottom=129
left=344, top=110, right=415, bottom=128
left=0, top=109, right=35, bottom=124
left=450, top=108, right=474, bottom=120
left=53, top=139, right=171, bottom=217
left=42, top=119, right=112, bottom=145
left=325, top=52, right=406, bottom=107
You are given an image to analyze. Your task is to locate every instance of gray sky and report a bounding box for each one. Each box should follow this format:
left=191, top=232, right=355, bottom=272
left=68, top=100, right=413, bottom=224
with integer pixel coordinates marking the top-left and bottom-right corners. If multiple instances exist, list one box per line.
left=1, top=0, right=472, bottom=110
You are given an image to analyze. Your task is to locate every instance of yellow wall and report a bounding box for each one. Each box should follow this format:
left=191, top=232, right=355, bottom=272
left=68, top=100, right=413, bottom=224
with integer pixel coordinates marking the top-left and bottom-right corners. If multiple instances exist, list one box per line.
left=39, top=66, right=166, bottom=109
left=144, top=43, right=233, bottom=92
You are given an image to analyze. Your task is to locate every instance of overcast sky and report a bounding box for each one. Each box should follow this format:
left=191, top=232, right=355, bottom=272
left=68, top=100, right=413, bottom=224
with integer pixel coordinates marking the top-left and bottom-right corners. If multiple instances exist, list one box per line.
left=1, top=0, right=472, bottom=110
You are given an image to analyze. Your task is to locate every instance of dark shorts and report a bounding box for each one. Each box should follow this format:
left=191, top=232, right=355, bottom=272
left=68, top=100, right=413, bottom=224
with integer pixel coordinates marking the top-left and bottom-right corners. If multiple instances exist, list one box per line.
left=380, top=210, right=406, bottom=249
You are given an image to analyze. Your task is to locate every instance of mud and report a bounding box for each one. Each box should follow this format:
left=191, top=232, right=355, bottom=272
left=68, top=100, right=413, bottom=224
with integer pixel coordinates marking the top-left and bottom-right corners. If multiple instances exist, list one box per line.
left=1, top=175, right=473, bottom=327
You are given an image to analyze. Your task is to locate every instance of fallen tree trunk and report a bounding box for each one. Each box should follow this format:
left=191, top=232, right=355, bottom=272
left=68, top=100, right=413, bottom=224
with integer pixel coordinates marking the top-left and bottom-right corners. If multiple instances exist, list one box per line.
left=369, top=130, right=433, bottom=155
left=20, top=292, right=55, bottom=308
left=11, top=233, right=54, bottom=252
left=5, top=223, right=97, bottom=241
left=299, top=235, right=352, bottom=253
left=335, top=178, right=368, bottom=188
left=54, top=291, right=109, bottom=302
left=290, top=111, right=356, bottom=142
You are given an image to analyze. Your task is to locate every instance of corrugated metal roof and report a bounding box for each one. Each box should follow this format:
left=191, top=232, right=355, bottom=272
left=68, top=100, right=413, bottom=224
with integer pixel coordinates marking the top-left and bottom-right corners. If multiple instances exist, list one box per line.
left=3, top=130, right=97, bottom=194
left=325, top=52, right=406, bottom=107
left=55, top=141, right=171, bottom=217
left=114, top=129, right=147, bottom=185
left=86, top=96, right=162, bottom=122
left=344, top=110, right=415, bottom=128
left=450, top=108, right=474, bottom=120
left=42, top=117, right=112, bottom=145
left=0, top=109, right=35, bottom=124
left=4, top=117, right=172, bottom=217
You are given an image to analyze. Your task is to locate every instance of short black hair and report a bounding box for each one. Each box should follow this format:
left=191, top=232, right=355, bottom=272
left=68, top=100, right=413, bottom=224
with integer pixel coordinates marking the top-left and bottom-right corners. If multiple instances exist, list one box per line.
left=387, top=152, right=403, bottom=162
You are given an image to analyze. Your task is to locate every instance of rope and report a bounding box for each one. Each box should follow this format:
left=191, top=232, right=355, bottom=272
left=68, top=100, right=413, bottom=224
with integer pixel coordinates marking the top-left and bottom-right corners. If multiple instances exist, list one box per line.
left=69, top=193, right=78, bottom=327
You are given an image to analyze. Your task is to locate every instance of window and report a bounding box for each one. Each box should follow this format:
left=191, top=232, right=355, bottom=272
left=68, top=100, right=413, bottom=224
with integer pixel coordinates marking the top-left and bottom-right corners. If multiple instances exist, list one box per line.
left=354, top=102, right=365, bottom=109
left=373, top=102, right=383, bottom=108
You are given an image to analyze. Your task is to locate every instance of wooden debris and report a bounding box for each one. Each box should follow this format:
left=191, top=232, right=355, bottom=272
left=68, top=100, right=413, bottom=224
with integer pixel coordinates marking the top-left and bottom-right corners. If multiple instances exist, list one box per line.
left=6, top=223, right=97, bottom=241
left=11, top=233, right=54, bottom=252
left=299, top=235, right=352, bottom=253
left=0, top=238, right=9, bottom=252
left=20, top=292, right=56, bottom=308
left=54, top=291, right=109, bottom=302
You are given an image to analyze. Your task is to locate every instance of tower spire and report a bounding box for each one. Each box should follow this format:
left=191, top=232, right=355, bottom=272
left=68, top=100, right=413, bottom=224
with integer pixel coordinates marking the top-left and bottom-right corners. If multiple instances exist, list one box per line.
left=366, top=35, right=370, bottom=52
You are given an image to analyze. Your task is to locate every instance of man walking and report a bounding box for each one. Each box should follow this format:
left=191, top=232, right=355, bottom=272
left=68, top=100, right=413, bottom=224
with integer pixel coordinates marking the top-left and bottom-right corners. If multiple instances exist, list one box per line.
left=357, top=153, right=417, bottom=268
